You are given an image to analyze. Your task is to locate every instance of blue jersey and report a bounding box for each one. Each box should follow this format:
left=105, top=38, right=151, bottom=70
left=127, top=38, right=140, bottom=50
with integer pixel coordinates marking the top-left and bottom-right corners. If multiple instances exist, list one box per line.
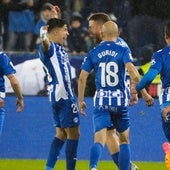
left=150, top=46, right=170, bottom=88
left=39, top=42, right=75, bottom=102
left=81, top=41, right=133, bottom=107
left=150, top=45, right=170, bottom=104
left=0, top=52, right=16, bottom=93
left=116, top=37, right=129, bottom=48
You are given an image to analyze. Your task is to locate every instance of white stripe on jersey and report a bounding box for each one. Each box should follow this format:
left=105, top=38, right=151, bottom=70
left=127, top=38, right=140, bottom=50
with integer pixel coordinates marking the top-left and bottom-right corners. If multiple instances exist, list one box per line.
left=99, top=89, right=104, bottom=106
left=117, top=89, right=121, bottom=106
left=50, top=48, right=68, bottom=101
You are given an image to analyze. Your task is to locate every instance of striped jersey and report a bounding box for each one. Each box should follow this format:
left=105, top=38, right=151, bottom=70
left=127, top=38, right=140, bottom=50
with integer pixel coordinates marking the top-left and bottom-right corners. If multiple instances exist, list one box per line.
left=0, top=52, right=16, bottom=93
left=81, top=41, right=133, bottom=107
left=149, top=45, right=170, bottom=104
left=39, top=42, right=75, bottom=102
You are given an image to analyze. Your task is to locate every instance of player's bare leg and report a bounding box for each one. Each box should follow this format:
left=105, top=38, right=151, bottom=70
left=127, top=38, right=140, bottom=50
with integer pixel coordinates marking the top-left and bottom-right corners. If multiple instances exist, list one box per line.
left=106, top=129, right=138, bottom=170
left=106, top=129, right=119, bottom=166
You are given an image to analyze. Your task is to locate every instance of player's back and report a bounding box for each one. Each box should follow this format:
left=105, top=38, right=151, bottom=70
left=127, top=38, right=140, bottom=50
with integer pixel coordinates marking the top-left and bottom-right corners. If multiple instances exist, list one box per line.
left=89, top=41, right=132, bottom=107
left=90, top=41, right=131, bottom=91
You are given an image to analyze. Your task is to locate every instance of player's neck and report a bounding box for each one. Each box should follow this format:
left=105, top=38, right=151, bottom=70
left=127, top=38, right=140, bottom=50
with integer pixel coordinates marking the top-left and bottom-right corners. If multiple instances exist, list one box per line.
left=102, top=37, right=117, bottom=42
left=48, top=35, right=62, bottom=45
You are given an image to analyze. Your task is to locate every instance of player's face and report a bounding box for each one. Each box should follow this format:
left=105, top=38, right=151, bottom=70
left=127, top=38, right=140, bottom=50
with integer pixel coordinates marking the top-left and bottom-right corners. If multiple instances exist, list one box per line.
left=41, top=9, right=52, bottom=21
left=55, top=24, right=69, bottom=45
left=88, top=20, right=102, bottom=44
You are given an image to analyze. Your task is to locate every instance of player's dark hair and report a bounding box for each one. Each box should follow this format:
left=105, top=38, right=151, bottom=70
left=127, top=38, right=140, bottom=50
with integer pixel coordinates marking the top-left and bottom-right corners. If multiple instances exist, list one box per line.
left=88, top=13, right=111, bottom=24
left=47, top=18, right=66, bottom=33
left=165, top=21, right=170, bottom=37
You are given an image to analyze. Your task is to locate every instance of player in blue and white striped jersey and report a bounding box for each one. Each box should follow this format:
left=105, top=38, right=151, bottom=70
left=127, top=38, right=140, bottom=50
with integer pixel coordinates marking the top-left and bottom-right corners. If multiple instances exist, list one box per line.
left=39, top=18, right=80, bottom=170
left=78, top=21, right=153, bottom=170
left=136, top=21, right=170, bottom=169
left=0, top=52, right=24, bottom=136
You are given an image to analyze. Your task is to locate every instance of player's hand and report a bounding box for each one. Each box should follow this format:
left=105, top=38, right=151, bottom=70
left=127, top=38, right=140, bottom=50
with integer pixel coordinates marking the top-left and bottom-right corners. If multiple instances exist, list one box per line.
left=129, top=93, right=138, bottom=106
left=78, top=101, right=87, bottom=116
left=40, top=26, right=48, bottom=41
left=162, top=106, right=170, bottom=121
left=16, top=98, right=24, bottom=112
left=142, top=93, right=154, bottom=106
left=50, top=5, right=61, bottom=19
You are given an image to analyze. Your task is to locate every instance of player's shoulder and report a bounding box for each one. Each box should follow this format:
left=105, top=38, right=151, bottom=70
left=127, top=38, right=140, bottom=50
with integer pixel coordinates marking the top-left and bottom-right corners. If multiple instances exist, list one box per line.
left=0, top=52, right=9, bottom=61
left=116, top=37, right=129, bottom=48
left=154, top=46, right=170, bottom=57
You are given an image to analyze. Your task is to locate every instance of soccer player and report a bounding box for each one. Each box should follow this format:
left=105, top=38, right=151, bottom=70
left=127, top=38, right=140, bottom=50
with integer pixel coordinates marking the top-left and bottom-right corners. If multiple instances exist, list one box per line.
left=0, top=51, right=24, bottom=136
left=87, top=12, right=146, bottom=170
left=39, top=18, right=80, bottom=170
left=78, top=21, right=153, bottom=170
left=135, top=20, right=170, bottom=169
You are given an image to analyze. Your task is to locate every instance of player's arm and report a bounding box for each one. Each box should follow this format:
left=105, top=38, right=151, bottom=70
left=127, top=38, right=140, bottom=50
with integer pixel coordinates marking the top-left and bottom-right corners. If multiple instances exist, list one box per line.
left=78, top=70, right=89, bottom=116
left=7, top=74, right=24, bottom=112
left=40, top=26, right=50, bottom=52
left=136, top=68, right=159, bottom=91
left=126, top=62, right=154, bottom=106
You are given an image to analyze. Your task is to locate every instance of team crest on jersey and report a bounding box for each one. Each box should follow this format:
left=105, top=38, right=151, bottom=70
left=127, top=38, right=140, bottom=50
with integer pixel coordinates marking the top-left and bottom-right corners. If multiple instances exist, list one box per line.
left=150, top=59, right=156, bottom=65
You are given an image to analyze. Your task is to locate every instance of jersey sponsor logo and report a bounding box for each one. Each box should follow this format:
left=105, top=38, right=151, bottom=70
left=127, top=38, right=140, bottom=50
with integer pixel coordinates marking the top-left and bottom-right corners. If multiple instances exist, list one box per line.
left=96, top=90, right=123, bottom=98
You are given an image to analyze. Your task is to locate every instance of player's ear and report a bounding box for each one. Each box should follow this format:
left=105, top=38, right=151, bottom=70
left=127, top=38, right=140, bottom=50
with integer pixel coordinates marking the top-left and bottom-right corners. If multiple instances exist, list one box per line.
left=100, top=30, right=104, bottom=39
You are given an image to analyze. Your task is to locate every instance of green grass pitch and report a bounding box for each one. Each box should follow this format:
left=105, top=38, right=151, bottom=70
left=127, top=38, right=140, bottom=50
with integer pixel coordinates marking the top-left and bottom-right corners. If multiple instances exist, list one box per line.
left=0, top=159, right=166, bottom=170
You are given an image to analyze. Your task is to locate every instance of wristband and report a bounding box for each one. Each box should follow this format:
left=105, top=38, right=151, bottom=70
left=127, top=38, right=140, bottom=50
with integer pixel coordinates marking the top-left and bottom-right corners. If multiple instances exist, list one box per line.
left=40, top=27, right=48, bottom=41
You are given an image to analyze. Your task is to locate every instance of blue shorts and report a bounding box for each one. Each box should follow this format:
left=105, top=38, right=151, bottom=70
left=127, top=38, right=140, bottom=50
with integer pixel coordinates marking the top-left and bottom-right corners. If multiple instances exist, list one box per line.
left=160, top=102, right=170, bottom=142
left=52, top=98, right=80, bottom=128
left=93, top=106, right=130, bottom=133
left=93, top=106, right=112, bottom=132
left=109, top=106, right=130, bottom=133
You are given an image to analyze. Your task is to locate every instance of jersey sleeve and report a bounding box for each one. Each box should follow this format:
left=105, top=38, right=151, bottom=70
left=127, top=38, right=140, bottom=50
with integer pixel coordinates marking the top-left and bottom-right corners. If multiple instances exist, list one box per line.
left=39, top=42, right=54, bottom=60
left=81, top=51, right=94, bottom=72
left=0, top=53, right=16, bottom=76
left=123, top=47, right=134, bottom=64
left=149, top=52, right=162, bottom=73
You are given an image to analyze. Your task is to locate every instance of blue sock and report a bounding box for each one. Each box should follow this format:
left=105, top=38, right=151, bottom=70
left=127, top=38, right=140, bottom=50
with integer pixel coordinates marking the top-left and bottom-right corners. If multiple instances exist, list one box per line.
left=111, top=152, right=119, bottom=167
left=0, top=108, right=5, bottom=136
left=118, top=144, right=131, bottom=170
left=65, top=139, right=79, bottom=170
left=90, top=142, right=103, bottom=169
left=46, top=137, right=65, bottom=169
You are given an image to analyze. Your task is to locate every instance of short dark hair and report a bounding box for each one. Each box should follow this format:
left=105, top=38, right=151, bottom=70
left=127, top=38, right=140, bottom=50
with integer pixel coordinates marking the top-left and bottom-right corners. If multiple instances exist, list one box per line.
left=47, top=18, right=66, bottom=33
left=165, top=20, right=170, bottom=37
left=88, top=13, right=111, bottom=24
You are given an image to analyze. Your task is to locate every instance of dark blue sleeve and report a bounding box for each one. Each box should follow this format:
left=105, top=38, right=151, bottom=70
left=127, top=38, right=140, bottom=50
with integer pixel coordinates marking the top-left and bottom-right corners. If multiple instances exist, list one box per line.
left=0, top=53, right=16, bottom=76
left=81, top=51, right=94, bottom=73
left=136, top=68, right=159, bottom=91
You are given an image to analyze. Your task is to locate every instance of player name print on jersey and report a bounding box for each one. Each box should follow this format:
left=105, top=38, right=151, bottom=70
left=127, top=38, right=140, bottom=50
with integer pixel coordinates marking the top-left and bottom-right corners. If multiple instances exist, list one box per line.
left=98, top=50, right=118, bottom=58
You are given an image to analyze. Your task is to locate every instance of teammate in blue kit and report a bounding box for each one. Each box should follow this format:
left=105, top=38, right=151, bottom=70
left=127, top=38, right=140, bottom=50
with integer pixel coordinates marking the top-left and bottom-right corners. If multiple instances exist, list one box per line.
left=0, top=52, right=24, bottom=136
left=86, top=12, right=150, bottom=170
left=135, top=20, right=170, bottom=169
left=39, top=18, right=80, bottom=170
left=78, top=21, right=153, bottom=170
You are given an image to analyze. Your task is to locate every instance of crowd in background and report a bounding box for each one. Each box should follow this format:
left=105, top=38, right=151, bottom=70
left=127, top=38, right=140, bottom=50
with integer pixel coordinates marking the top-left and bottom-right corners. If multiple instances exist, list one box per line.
left=0, top=0, right=170, bottom=61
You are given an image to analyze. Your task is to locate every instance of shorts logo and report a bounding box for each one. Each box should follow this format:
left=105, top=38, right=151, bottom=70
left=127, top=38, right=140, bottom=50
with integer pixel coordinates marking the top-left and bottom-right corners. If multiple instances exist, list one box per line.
left=73, top=117, right=78, bottom=123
